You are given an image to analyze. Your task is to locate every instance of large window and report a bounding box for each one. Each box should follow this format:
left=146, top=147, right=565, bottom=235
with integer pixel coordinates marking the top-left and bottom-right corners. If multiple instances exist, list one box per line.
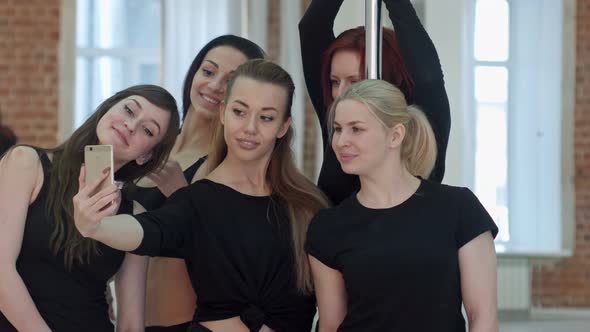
left=466, top=0, right=566, bottom=253
left=75, top=0, right=161, bottom=127
left=470, top=0, right=511, bottom=243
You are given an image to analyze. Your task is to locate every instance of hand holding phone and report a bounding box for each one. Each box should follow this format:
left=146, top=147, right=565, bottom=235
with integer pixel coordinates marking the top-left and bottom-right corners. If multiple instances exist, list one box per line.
left=84, top=145, right=114, bottom=195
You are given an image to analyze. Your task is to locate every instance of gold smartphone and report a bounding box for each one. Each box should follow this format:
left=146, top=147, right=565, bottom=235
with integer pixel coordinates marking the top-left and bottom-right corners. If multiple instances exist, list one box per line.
left=84, top=145, right=114, bottom=195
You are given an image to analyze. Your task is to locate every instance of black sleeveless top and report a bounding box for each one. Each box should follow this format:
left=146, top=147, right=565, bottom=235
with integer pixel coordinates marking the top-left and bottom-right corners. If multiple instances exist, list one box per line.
left=123, top=156, right=207, bottom=211
left=0, top=150, right=130, bottom=332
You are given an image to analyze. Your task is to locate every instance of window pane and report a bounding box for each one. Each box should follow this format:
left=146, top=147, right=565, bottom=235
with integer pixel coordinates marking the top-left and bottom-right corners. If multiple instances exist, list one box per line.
left=90, top=0, right=160, bottom=49
left=75, top=0, right=161, bottom=127
left=75, top=57, right=89, bottom=127
left=474, top=66, right=508, bottom=103
left=474, top=104, right=510, bottom=242
left=93, top=56, right=124, bottom=103
left=76, top=0, right=90, bottom=48
left=474, top=0, right=509, bottom=61
left=139, top=63, right=159, bottom=83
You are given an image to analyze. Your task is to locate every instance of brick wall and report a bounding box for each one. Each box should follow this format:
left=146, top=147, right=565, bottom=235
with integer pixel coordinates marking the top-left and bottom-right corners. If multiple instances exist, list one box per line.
left=0, top=0, right=60, bottom=148
left=531, top=0, right=590, bottom=307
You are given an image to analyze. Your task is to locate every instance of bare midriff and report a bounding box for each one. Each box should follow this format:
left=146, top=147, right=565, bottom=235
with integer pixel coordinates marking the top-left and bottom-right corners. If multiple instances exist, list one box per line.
left=144, top=257, right=196, bottom=327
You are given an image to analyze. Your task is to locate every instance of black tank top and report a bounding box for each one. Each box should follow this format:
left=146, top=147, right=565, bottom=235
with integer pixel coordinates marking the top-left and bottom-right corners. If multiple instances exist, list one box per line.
left=0, top=150, right=129, bottom=332
left=123, top=156, right=207, bottom=211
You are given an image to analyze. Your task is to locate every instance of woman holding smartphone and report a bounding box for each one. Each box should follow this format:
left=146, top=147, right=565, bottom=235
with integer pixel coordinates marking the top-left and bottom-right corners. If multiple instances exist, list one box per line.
left=122, top=35, right=266, bottom=332
left=74, top=60, right=329, bottom=332
left=0, top=85, right=180, bottom=332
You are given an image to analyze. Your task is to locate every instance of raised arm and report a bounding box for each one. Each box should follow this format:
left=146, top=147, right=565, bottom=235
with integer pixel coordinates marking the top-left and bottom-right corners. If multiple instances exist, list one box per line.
left=309, top=255, right=347, bottom=332
left=0, top=147, right=51, bottom=331
left=299, top=0, right=345, bottom=136
left=384, top=0, right=450, bottom=182
left=459, top=231, right=498, bottom=332
left=74, top=165, right=193, bottom=257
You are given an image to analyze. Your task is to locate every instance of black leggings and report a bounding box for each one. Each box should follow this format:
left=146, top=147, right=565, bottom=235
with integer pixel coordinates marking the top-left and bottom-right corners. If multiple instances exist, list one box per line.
left=186, top=322, right=214, bottom=332
left=145, top=322, right=192, bottom=332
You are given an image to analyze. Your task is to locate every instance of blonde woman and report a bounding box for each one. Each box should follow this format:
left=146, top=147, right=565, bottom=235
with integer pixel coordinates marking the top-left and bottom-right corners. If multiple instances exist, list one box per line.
left=306, top=80, right=498, bottom=332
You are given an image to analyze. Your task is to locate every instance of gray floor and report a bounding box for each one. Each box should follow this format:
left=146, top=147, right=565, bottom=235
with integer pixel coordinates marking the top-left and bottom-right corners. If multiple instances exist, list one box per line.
left=500, top=320, right=590, bottom=332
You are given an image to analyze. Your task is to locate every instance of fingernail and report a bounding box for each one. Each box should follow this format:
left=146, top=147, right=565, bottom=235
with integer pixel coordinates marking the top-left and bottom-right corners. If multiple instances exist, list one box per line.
left=114, top=181, right=124, bottom=190
left=102, top=167, right=111, bottom=174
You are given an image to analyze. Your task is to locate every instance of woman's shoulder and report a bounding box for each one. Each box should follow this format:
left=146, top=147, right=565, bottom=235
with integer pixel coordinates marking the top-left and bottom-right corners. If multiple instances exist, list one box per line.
left=310, top=194, right=359, bottom=225
left=417, top=179, right=468, bottom=197
left=0, top=145, right=44, bottom=172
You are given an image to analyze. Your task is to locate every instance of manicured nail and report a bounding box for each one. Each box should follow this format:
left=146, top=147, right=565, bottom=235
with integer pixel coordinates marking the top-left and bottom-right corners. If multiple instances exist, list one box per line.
left=102, top=167, right=111, bottom=174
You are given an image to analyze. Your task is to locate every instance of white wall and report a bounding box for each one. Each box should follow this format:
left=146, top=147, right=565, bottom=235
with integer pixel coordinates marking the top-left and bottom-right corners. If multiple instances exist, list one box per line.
left=422, top=0, right=466, bottom=186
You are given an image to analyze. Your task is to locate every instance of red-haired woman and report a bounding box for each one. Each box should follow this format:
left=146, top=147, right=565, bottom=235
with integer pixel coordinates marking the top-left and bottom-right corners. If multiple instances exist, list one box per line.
left=299, top=0, right=451, bottom=204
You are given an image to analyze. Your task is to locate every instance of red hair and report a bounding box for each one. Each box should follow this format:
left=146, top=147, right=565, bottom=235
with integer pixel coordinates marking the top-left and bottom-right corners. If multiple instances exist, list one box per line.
left=320, top=26, right=415, bottom=109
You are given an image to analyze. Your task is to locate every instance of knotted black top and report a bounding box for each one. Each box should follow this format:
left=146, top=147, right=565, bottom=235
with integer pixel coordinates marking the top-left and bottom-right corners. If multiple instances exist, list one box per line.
left=131, top=179, right=316, bottom=331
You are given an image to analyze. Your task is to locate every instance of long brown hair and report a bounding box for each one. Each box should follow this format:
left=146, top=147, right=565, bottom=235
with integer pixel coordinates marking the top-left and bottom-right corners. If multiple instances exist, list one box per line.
left=208, top=59, right=329, bottom=293
left=46, top=85, right=180, bottom=268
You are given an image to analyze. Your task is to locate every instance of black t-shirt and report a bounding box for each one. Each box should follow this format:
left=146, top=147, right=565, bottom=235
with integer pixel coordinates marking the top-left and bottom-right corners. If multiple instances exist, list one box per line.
left=299, top=0, right=451, bottom=205
left=305, top=179, right=498, bottom=332
left=131, top=179, right=316, bottom=332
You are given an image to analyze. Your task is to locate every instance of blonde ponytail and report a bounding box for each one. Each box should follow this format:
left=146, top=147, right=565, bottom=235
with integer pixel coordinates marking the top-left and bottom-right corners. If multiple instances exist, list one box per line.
left=402, top=105, right=437, bottom=178
left=330, top=79, right=438, bottom=178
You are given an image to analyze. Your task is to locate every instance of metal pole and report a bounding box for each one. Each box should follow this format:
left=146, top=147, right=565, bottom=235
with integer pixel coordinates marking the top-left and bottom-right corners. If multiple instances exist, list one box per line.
left=365, top=0, right=382, bottom=79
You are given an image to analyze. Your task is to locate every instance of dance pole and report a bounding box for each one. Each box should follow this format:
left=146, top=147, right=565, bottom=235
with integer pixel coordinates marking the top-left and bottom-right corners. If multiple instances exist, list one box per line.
left=365, top=0, right=382, bottom=79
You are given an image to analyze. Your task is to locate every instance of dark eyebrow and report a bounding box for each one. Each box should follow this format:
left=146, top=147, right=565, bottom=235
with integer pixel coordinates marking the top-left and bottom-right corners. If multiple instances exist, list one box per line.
left=129, top=98, right=162, bottom=134
left=149, top=119, right=161, bottom=134
left=334, top=120, right=365, bottom=126
left=233, top=100, right=249, bottom=108
left=204, top=59, right=219, bottom=68
left=233, top=99, right=278, bottom=113
left=128, top=98, right=143, bottom=110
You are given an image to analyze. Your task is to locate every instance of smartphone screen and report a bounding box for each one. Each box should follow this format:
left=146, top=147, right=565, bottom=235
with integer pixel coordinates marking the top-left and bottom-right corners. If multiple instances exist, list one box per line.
left=84, top=145, right=114, bottom=195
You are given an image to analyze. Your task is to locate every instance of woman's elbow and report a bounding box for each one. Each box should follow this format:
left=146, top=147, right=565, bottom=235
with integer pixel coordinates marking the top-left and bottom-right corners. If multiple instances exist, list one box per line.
left=467, top=309, right=498, bottom=332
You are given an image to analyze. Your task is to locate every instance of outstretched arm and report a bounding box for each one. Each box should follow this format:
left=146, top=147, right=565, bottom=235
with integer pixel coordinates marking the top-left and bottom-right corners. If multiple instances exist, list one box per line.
left=74, top=164, right=147, bottom=251
left=74, top=164, right=193, bottom=257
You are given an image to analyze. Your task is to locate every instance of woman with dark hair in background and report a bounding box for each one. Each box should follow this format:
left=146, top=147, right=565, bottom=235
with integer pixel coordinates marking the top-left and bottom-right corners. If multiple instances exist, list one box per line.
left=122, top=35, right=266, bottom=332
left=0, top=85, right=180, bottom=332
left=75, top=59, right=329, bottom=332
left=299, top=0, right=451, bottom=205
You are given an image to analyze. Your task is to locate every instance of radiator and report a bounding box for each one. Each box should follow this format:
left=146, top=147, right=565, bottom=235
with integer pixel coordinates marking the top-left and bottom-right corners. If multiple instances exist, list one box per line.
left=497, top=257, right=530, bottom=310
